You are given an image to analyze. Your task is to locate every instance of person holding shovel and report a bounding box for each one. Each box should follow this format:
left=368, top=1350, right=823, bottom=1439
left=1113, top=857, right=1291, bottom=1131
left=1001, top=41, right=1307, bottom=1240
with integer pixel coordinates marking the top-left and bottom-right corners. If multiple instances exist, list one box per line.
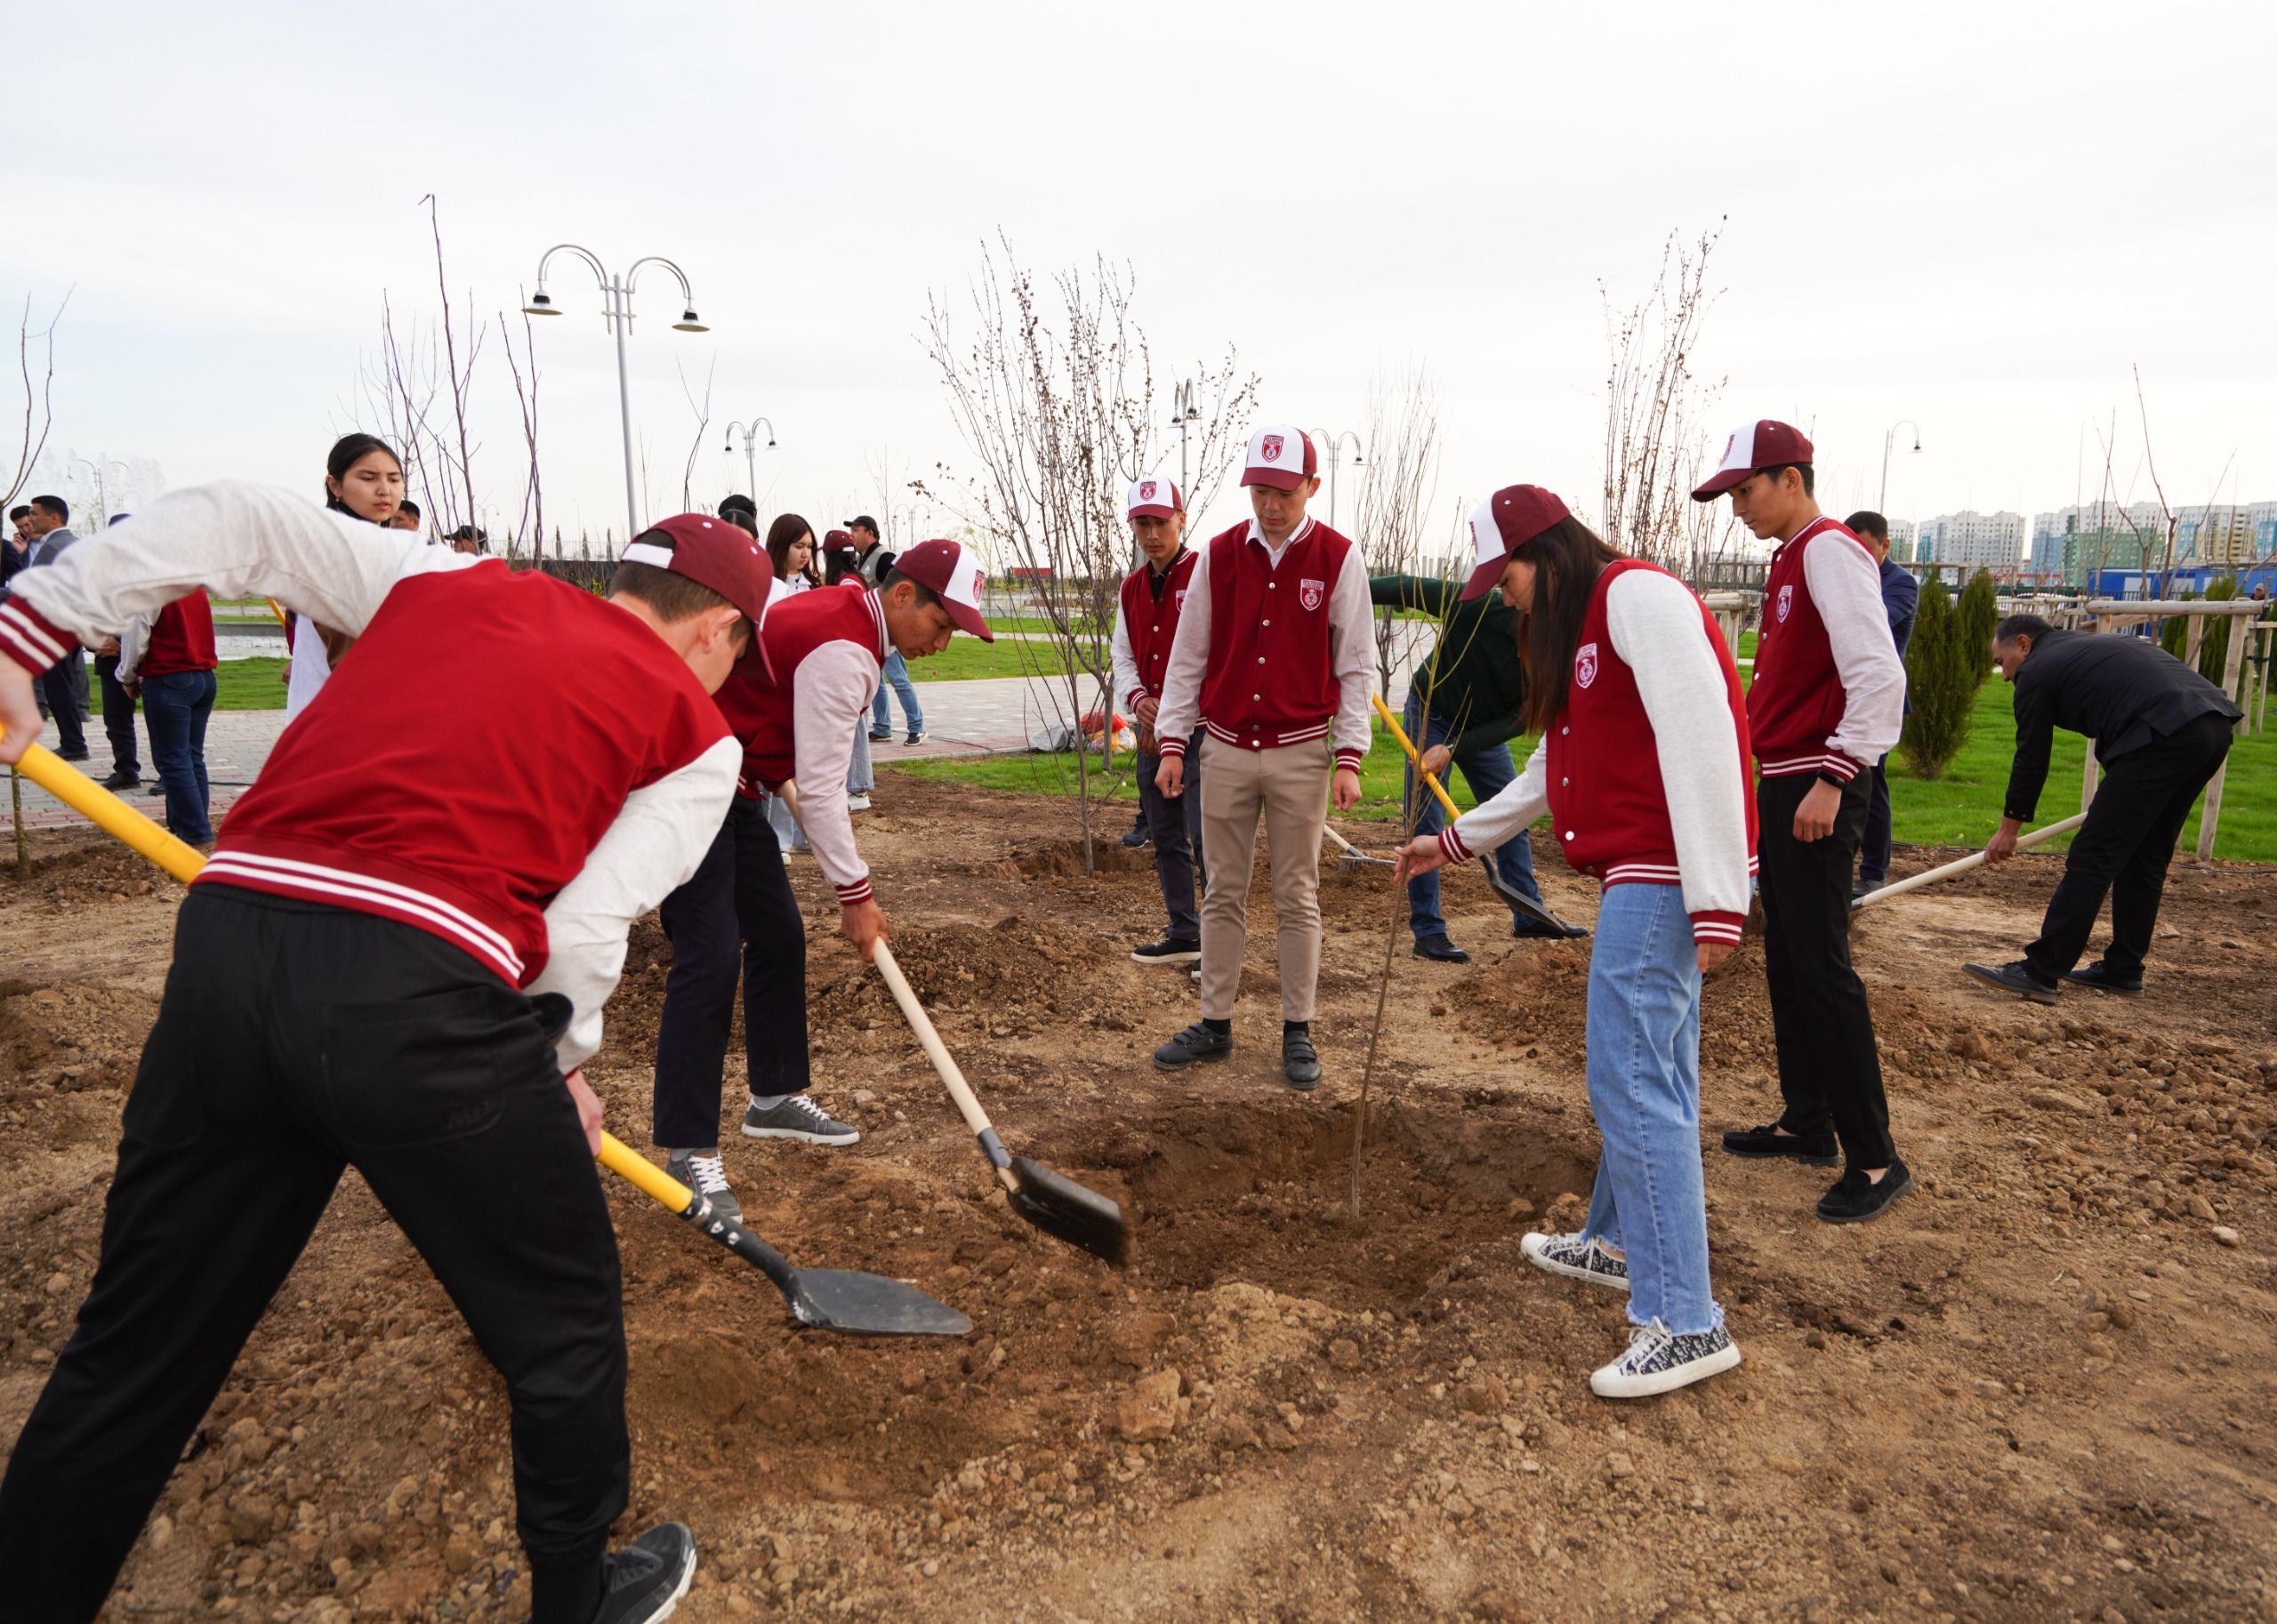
left=1108, top=474, right=1207, bottom=967
left=656, top=538, right=994, bottom=1217
left=1396, top=486, right=1755, bottom=1398
left=0, top=486, right=767, bottom=1624
left=1149, top=426, right=1374, bottom=1091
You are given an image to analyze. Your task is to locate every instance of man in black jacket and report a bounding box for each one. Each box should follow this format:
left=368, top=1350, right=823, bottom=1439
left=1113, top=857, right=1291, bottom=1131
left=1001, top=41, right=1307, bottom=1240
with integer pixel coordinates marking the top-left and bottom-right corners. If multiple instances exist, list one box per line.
left=1962, top=614, right=2240, bottom=1002
left=1845, top=511, right=1919, bottom=898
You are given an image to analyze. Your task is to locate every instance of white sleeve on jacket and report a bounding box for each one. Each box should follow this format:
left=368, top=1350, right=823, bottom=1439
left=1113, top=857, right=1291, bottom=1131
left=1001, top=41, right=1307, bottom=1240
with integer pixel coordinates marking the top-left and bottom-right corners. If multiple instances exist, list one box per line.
left=1109, top=591, right=1141, bottom=711
left=791, top=640, right=883, bottom=904
left=1803, top=533, right=1905, bottom=775
left=115, top=612, right=157, bottom=685
left=1328, top=554, right=1373, bottom=770
left=0, top=482, right=474, bottom=677
left=527, top=736, right=742, bottom=1073
left=1442, top=739, right=1549, bottom=861
left=1608, top=570, right=1753, bottom=937
left=1152, top=552, right=1211, bottom=755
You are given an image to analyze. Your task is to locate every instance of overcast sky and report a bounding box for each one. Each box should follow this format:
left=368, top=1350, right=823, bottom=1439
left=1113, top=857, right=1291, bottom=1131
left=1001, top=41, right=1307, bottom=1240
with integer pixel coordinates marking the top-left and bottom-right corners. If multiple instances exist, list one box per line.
left=7, top=1, right=2272, bottom=555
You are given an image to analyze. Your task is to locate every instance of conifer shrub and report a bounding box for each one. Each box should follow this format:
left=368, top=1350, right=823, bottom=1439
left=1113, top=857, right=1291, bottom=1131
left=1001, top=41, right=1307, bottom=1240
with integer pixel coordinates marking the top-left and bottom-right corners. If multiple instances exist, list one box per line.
left=1900, top=583, right=1973, bottom=779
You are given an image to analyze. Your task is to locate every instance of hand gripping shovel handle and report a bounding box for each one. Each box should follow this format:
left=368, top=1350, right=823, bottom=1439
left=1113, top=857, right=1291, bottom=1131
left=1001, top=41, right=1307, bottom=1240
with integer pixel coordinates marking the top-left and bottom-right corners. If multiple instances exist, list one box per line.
left=870, top=940, right=1019, bottom=1193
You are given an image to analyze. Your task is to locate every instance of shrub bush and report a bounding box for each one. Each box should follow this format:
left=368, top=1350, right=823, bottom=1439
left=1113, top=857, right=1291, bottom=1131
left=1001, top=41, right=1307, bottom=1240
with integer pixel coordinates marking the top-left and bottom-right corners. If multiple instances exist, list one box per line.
left=2198, top=575, right=2239, bottom=684
left=1957, top=568, right=1999, bottom=685
left=2160, top=588, right=2197, bottom=659
left=1900, top=583, right=1973, bottom=780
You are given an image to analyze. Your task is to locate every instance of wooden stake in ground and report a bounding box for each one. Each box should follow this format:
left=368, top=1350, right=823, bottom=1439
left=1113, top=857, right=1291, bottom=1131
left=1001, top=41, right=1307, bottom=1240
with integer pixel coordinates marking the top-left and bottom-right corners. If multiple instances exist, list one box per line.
left=11, top=764, right=23, bottom=868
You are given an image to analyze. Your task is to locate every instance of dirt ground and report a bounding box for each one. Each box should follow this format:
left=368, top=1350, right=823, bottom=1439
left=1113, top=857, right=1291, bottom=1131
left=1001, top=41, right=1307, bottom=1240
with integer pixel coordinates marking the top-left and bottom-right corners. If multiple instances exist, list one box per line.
left=3, top=773, right=2275, bottom=1624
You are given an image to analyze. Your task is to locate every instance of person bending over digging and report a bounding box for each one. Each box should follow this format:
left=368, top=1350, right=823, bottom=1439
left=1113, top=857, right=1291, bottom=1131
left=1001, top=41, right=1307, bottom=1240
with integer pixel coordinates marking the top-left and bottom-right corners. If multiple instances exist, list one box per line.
left=664, top=537, right=994, bottom=1216
left=1397, top=486, right=1756, bottom=1398
left=0, top=486, right=767, bottom=1624
left=1108, top=474, right=1207, bottom=968
left=1149, top=426, right=1372, bottom=1091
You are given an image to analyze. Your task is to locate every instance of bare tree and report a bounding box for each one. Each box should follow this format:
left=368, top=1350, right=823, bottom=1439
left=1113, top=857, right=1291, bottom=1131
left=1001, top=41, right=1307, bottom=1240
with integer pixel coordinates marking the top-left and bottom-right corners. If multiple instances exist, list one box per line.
left=421, top=196, right=484, bottom=543
left=918, top=235, right=1256, bottom=872
left=497, top=310, right=543, bottom=557
left=3, top=291, right=70, bottom=514
left=678, top=356, right=716, bottom=515
left=1601, top=221, right=1727, bottom=575
left=1352, top=365, right=1443, bottom=697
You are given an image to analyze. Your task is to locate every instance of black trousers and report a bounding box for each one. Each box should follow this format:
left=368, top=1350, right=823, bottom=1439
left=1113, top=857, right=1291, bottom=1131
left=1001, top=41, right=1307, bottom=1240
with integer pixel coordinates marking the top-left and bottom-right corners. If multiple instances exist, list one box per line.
left=1756, top=772, right=1896, bottom=1169
left=1859, top=753, right=1893, bottom=881
left=2024, top=712, right=2233, bottom=982
left=0, top=888, right=628, bottom=1624
left=36, top=651, right=86, bottom=755
left=653, top=796, right=809, bottom=1148
left=1136, top=730, right=1207, bottom=942
left=93, top=654, right=139, bottom=776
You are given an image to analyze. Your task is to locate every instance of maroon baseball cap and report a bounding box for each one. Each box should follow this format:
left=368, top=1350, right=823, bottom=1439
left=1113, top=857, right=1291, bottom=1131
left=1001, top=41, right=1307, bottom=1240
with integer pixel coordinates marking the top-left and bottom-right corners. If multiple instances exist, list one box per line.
left=1458, top=486, right=1573, bottom=602
left=889, top=538, right=994, bottom=641
left=622, top=513, right=772, bottom=627
left=1240, top=426, right=1317, bottom=492
left=823, top=527, right=855, bottom=553
left=1692, top=420, right=1814, bottom=502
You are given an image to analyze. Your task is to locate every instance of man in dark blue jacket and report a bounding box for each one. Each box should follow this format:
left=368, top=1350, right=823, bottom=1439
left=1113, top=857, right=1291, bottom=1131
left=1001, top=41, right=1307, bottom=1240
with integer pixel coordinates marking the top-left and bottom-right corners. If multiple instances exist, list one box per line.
left=1846, top=512, right=1919, bottom=897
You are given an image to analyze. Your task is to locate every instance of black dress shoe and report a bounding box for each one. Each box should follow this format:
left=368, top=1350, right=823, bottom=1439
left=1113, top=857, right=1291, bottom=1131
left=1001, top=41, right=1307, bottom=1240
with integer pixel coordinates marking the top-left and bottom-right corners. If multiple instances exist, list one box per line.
left=1122, top=822, right=1152, bottom=848
left=1412, top=933, right=1469, bottom=963
left=1283, top=1026, right=1321, bottom=1091
left=54, top=748, right=90, bottom=762
left=1962, top=960, right=2058, bottom=1005
left=1817, top=1158, right=1912, bottom=1224
left=1721, top=1122, right=1839, bottom=1165
left=99, top=768, right=141, bottom=791
left=2063, top=961, right=2142, bottom=994
left=1852, top=874, right=1883, bottom=900
left=1153, top=1022, right=1232, bottom=1070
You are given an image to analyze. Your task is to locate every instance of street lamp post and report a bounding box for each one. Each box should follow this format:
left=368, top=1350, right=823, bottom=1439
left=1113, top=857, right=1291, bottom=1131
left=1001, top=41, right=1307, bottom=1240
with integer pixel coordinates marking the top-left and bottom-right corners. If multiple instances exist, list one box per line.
left=1879, top=420, right=1922, bottom=515
left=722, top=418, right=776, bottom=505
left=1306, top=429, right=1365, bottom=530
left=1170, top=381, right=1203, bottom=493
left=69, top=458, right=132, bottom=528
left=522, top=245, right=709, bottom=542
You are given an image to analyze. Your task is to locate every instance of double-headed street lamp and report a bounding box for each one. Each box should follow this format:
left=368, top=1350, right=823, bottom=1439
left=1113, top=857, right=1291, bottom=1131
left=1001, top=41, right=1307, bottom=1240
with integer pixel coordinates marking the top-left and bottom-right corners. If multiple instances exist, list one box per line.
left=1307, top=429, right=1365, bottom=530
left=1170, top=381, right=1203, bottom=492
left=522, top=244, right=708, bottom=543
left=70, top=457, right=131, bottom=527
left=1879, top=419, right=1922, bottom=514
left=723, top=418, right=776, bottom=504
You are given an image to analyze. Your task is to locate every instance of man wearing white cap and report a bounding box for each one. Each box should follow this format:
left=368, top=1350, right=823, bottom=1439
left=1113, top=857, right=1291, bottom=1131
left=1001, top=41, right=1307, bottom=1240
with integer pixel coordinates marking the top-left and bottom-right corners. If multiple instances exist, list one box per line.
left=1109, top=475, right=1207, bottom=966
left=1150, top=428, right=1373, bottom=1090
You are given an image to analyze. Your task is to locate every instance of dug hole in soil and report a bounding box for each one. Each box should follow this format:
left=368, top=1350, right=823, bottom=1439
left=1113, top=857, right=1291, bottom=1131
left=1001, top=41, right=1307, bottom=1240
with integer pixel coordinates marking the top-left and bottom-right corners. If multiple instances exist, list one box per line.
left=3, top=773, right=2275, bottom=1623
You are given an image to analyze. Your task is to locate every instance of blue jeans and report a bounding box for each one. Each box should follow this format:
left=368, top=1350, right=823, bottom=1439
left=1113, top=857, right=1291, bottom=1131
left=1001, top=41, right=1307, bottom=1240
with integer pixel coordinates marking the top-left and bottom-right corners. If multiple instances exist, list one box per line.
left=1402, top=691, right=1541, bottom=939
left=141, top=669, right=216, bottom=843
left=872, top=650, right=922, bottom=735
left=847, top=718, right=873, bottom=794
left=1580, top=882, right=1720, bottom=1336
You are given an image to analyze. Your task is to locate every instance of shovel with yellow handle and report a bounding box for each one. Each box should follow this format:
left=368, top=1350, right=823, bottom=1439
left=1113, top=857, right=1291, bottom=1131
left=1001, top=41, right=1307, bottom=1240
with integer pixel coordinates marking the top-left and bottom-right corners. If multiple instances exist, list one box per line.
left=1371, top=693, right=1586, bottom=938
left=4, top=736, right=971, bottom=1339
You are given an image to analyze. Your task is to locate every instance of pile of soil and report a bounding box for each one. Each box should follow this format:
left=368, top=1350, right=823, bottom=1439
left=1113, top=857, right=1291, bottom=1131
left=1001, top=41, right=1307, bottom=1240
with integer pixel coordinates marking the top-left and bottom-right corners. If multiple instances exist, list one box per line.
left=1, top=775, right=2273, bottom=1623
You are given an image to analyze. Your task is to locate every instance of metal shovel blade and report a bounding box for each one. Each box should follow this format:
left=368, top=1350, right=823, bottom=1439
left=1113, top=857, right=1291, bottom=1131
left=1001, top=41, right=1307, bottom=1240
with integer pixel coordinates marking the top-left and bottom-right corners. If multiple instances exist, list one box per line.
left=783, top=1268, right=976, bottom=1338
left=1008, top=1155, right=1130, bottom=1266
left=1480, top=861, right=1588, bottom=937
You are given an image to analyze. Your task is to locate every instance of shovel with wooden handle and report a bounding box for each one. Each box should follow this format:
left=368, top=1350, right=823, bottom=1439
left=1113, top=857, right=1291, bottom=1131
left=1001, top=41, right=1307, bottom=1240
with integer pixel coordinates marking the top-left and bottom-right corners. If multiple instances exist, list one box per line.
left=1851, top=811, right=2088, bottom=910
left=1371, top=694, right=1585, bottom=937
left=4, top=736, right=971, bottom=1339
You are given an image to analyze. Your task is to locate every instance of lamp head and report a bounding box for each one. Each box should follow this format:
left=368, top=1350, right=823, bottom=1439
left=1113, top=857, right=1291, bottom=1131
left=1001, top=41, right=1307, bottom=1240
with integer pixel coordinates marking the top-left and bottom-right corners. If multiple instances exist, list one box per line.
left=672, top=309, right=708, bottom=333
left=1911, top=438, right=1923, bottom=454
left=767, top=437, right=777, bottom=448
left=522, top=289, right=559, bottom=317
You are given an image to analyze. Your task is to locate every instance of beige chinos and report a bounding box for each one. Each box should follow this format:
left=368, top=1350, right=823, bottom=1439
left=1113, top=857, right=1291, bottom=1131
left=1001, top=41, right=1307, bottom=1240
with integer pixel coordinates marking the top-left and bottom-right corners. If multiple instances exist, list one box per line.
left=1197, top=736, right=1331, bottom=1022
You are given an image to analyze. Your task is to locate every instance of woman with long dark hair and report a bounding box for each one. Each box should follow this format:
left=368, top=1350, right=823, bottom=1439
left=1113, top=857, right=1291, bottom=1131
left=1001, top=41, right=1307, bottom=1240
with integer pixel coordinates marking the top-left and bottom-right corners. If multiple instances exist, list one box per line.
left=1396, top=486, right=1756, bottom=1399
left=763, top=513, right=820, bottom=605
left=286, top=433, right=404, bottom=719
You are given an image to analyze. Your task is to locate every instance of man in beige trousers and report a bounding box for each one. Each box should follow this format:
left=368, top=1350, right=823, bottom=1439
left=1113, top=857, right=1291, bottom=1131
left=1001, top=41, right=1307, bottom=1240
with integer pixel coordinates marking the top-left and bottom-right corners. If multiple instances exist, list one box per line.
left=1149, top=426, right=1373, bottom=1089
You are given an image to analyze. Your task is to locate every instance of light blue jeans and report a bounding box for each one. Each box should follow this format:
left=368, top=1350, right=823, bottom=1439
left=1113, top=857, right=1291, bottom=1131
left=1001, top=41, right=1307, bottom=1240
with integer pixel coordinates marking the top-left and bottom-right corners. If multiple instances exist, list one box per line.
left=1580, top=881, right=1721, bottom=1336
left=847, top=718, right=873, bottom=794
left=872, top=649, right=922, bottom=735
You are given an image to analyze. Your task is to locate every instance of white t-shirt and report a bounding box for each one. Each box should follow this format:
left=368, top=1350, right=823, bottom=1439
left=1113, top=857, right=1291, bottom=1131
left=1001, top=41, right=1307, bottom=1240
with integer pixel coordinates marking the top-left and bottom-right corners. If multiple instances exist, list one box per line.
left=284, top=615, right=330, bottom=719
left=767, top=572, right=815, bottom=608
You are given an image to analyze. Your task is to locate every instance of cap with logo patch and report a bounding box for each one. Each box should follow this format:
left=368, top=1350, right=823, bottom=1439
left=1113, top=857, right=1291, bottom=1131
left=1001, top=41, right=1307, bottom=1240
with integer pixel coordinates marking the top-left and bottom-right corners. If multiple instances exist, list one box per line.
left=887, top=538, right=994, bottom=642
left=622, top=512, right=773, bottom=627
left=1240, top=427, right=1317, bottom=492
left=1126, top=476, right=1183, bottom=519
left=1457, top=486, right=1574, bottom=602
left=1691, top=420, right=1814, bottom=502
left=823, top=528, right=855, bottom=554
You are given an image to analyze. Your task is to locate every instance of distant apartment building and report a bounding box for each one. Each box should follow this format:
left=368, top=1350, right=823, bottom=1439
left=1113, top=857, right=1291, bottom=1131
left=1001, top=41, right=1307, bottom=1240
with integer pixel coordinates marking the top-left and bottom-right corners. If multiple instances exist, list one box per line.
left=1915, top=511, right=2028, bottom=575
left=2176, top=503, right=2263, bottom=567
left=2028, top=501, right=2167, bottom=589
left=1885, top=519, right=1918, bottom=564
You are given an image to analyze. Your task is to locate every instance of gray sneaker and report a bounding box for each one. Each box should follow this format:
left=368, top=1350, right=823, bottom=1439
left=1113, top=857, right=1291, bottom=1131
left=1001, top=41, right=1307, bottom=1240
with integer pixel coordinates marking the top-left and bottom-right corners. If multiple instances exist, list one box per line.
left=665, top=1150, right=742, bottom=1221
left=1520, top=1230, right=1629, bottom=1291
left=741, top=1094, right=861, bottom=1146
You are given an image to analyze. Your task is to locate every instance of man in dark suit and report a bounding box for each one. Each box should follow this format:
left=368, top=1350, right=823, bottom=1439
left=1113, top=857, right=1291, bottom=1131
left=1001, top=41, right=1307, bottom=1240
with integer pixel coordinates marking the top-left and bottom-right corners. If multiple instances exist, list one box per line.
left=17, top=495, right=90, bottom=760
left=1845, top=511, right=1919, bottom=897
left=1962, top=613, right=2241, bottom=1002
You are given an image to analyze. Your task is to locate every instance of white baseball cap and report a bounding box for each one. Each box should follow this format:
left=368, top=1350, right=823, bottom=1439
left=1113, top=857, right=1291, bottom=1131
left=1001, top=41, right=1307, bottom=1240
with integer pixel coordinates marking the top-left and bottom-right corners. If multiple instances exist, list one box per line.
left=1126, top=476, right=1183, bottom=519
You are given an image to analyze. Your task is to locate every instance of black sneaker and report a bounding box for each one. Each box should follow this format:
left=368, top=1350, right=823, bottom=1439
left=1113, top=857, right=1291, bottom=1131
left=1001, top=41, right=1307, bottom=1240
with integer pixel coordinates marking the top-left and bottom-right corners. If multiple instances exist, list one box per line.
left=1122, top=821, right=1152, bottom=849
left=1154, top=1022, right=1232, bottom=1071
left=1283, top=1027, right=1321, bottom=1091
left=665, top=1150, right=741, bottom=1222
left=99, top=768, right=141, bottom=791
left=904, top=730, right=926, bottom=745
left=868, top=729, right=892, bottom=743
left=741, top=1095, right=861, bottom=1146
left=1131, top=937, right=1202, bottom=967
left=1962, top=960, right=2058, bottom=1005
left=2063, top=961, right=2142, bottom=994
left=55, top=748, right=90, bottom=763
left=594, top=1523, right=697, bottom=1624
left=1852, top=874, right=1883, bottom=901
left=1412, top=933, right=1470, bottom=964
left=1720, top=1122, right=1838, bottom=1165
left=1816, top=1158, right=1912, bottom=1225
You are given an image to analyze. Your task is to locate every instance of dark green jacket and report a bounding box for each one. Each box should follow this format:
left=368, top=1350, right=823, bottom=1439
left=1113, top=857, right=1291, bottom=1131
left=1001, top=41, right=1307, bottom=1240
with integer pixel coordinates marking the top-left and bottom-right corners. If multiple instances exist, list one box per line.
left=1369, top=574, right=1527, bottom=758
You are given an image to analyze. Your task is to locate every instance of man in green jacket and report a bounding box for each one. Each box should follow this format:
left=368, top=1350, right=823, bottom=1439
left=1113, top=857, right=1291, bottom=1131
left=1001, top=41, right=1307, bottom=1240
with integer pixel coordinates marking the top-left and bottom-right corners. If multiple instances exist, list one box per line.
left=1372, top=573, right=1558, bottom=961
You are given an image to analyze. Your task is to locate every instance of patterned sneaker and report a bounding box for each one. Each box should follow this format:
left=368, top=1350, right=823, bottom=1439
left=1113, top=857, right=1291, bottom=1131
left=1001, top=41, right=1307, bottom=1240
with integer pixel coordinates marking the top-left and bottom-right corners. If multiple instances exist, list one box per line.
left=1520, top=1231, right=1629, bottom=1292
left=665, top=1150, right=741, bottom=1222
left=741, top=1095, right=861, bottom=1146
left=1589, top=1318, right=1742, bottom=1400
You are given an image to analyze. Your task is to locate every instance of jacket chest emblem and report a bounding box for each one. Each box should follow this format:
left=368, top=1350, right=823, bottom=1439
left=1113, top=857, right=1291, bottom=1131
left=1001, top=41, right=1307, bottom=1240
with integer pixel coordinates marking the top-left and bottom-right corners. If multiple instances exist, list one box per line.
left=1775, top=583, right=1793, bottom=623
left=1575, top=641, right=1599, bottom=688
left=1173, top=588, right=1187, bottom=611
left=1299, top=577, right=1325, bottom=612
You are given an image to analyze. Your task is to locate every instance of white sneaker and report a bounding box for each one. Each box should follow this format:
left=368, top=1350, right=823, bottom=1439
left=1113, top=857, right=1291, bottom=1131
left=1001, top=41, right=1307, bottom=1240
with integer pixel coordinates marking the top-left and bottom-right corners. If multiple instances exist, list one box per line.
left=846, top=794, right=873, bottom=811
left=1520, top=1231, right=1629, bottom=1292
left=665, top=1150, right=741, bottom=1221
left=1589, top=1318, right=1741, bottom=1400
